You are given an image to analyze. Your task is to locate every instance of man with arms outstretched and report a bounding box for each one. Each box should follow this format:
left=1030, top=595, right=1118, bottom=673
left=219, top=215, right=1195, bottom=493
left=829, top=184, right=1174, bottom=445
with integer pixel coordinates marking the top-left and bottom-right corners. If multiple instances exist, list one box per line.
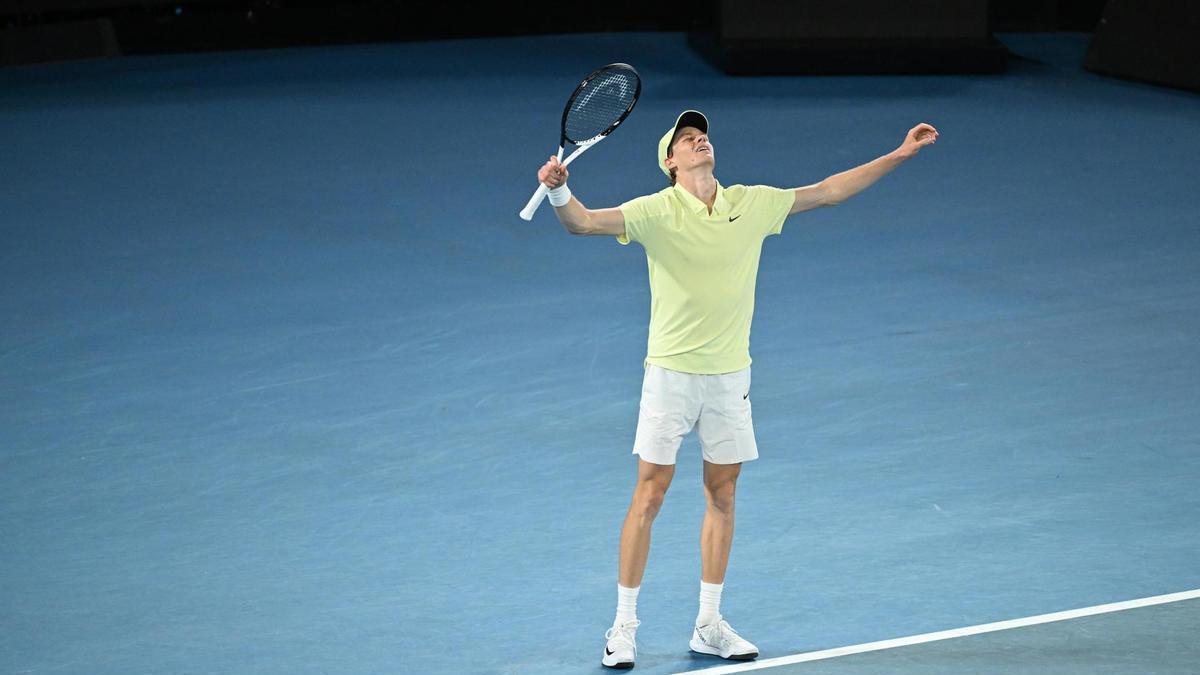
left=535, top=110, right=937, bottom=669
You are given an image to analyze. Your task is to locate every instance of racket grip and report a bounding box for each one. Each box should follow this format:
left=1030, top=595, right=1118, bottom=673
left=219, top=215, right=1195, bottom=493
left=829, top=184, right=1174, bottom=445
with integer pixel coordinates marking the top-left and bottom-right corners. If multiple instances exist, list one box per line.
left=519, top=183, right=551, bottom=221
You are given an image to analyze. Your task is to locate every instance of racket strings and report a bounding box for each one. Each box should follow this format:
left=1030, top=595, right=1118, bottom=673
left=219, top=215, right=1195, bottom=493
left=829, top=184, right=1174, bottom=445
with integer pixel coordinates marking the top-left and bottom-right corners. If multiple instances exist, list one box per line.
left=564, top=70, right=639, bottom=144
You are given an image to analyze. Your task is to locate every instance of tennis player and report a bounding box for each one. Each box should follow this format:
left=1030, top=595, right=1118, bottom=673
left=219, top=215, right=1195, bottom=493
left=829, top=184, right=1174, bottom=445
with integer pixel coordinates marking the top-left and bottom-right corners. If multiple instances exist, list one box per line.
left=536, top=110, right=937, bottom=669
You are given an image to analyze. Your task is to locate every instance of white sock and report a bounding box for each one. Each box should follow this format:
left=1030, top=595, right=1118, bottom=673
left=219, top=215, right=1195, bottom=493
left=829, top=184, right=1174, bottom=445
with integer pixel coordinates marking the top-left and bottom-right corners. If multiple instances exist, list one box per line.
left=615, top=584, right=640, bottom=625
left=697, top=581, right=723, bottom=627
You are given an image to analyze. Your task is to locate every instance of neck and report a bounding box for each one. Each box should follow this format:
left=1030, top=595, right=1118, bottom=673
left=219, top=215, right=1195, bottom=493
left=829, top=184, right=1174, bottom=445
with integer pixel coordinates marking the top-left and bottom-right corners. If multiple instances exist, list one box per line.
left=675, top=170, right=718, bottom=212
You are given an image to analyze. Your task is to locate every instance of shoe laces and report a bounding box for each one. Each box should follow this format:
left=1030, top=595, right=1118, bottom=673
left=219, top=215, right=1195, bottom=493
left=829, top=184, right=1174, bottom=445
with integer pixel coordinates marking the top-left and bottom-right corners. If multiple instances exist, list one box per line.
left=606, top=619, right=641, bottom=648
left=702, top=617, right=742, bottom=647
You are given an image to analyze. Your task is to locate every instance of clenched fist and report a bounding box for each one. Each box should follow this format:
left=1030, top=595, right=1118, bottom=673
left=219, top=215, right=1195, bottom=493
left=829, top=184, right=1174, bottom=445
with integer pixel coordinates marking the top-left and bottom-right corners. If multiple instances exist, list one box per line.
left=538, top=156, right=569, bottom=188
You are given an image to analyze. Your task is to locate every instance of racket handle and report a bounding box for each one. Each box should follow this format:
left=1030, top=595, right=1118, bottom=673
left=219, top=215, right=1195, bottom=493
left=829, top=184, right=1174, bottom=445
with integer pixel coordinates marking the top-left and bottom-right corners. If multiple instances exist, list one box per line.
left=519, top=183, right=550, bottom=221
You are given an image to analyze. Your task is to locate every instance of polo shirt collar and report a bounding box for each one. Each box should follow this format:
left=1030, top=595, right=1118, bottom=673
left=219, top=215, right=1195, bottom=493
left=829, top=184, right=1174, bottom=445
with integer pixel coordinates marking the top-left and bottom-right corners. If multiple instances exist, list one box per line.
left=672, top=181, right=731, bottom=217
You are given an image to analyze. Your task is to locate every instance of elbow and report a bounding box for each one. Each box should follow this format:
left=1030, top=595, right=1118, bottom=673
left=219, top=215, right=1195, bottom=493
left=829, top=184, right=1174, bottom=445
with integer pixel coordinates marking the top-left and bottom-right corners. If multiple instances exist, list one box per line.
left=563, top=218, right=591, bottom=236
left=820, top=182, right=845, bottom=206
left=562, top=211, right=597, bottom=235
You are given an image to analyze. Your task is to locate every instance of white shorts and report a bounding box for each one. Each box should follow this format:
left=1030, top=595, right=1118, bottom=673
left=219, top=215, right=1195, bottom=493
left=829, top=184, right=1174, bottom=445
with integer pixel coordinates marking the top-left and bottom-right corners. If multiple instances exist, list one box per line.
left=632, top=363, right=759, bottom=466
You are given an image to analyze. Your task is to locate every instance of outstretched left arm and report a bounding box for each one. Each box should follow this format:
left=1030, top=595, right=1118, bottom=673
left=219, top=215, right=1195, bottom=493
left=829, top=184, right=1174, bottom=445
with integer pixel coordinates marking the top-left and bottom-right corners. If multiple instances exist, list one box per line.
left=789, top=123, right=938, bottom=215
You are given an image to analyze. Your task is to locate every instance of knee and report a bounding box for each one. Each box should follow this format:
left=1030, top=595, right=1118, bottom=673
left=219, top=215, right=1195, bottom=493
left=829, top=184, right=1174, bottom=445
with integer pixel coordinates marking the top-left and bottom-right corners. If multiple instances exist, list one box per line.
left=705, top=482, right=737, bottom=515
left=633, top=483, right=669, bottom=520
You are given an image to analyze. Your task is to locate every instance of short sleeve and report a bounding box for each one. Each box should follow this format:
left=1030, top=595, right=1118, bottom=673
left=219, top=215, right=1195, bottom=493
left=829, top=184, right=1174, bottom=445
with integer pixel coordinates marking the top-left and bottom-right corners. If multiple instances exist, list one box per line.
left=751, top=185, right=796, bottom=237
left=617, top=192, right=669, bottom=246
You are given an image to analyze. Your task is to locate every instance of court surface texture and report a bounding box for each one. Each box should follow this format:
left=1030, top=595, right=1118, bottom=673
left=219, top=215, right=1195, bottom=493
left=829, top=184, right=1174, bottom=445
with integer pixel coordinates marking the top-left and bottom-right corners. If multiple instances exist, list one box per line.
left=3, top=31, right=1198, bottom=675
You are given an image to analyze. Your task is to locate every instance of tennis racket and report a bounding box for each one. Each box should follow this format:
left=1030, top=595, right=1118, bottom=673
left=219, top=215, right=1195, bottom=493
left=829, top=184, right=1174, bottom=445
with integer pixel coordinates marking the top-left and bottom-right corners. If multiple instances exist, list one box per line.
left=519, top=63, right=641, bottom=221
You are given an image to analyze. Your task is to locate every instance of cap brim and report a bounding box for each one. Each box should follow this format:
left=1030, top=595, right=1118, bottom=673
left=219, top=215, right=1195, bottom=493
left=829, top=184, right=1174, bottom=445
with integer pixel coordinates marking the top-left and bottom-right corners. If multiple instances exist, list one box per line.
left=671, top=111, right=709, bottom=143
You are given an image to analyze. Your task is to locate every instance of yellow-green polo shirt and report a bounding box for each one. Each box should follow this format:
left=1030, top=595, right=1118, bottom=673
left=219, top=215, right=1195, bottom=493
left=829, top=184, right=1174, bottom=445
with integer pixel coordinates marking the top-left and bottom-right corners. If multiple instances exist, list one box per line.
left=617, top=182, right=795, bottom=374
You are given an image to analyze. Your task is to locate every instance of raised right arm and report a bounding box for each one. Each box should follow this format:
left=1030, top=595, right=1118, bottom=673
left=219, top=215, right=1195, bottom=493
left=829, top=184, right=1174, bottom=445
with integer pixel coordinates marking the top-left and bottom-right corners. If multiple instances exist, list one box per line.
left=538, top=156, right=626, bottom=237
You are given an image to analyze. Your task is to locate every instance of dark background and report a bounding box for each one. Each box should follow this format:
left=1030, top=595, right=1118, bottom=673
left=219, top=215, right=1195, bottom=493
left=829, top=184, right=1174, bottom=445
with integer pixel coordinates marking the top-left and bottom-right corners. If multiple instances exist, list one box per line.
left=2, top=1, right=1196, bottom=90
left=3, top=0, right=1108, bottom=55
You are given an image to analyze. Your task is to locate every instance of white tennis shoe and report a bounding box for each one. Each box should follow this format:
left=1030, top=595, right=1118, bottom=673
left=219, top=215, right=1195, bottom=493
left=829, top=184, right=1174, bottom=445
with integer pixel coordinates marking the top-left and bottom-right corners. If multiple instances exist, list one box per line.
left=690, top=616, right=758, bottom=660
left=602, top=619, right=640, bottom=669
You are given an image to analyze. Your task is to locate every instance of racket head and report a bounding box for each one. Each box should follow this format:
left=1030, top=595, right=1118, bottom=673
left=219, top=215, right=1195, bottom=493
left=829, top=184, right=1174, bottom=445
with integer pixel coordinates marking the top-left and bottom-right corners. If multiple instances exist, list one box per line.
left=560, top=63, right=642, bottom=146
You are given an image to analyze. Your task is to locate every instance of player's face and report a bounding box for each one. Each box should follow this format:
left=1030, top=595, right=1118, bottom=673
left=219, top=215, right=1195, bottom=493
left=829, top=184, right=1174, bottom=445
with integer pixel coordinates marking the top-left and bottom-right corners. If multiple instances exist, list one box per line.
left=668, top=127, right=715, bottom=172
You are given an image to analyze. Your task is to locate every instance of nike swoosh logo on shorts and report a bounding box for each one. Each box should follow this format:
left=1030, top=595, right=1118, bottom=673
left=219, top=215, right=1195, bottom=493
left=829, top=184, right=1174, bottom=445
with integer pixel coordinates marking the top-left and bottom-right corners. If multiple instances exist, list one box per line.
left=729, top=215, right=741, bottom=221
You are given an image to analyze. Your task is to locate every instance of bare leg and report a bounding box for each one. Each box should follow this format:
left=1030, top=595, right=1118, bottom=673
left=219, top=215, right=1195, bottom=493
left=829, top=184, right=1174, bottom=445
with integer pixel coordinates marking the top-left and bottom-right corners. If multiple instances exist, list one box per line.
left=618, top=458, right=676, bottom=588
left=700, top=460, right=741, bottom=584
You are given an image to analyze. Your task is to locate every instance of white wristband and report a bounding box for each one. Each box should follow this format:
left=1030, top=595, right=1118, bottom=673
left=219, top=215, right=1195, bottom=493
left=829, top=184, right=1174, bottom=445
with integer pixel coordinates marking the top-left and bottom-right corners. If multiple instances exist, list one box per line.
left=547, top=183, right=572, bottom=207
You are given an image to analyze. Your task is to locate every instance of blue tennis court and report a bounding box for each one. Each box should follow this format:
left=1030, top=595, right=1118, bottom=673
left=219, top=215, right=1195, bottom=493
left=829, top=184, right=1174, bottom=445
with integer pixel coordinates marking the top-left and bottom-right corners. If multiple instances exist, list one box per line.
left=2, top=30, right=1198, bottom=674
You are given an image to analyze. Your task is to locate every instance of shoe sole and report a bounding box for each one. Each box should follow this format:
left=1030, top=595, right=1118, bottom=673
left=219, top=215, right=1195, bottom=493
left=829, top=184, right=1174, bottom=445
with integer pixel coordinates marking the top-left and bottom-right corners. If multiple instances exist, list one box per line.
left=690, top=640, right=758, bottom=661
left=602, top=661, right=634, bottom=669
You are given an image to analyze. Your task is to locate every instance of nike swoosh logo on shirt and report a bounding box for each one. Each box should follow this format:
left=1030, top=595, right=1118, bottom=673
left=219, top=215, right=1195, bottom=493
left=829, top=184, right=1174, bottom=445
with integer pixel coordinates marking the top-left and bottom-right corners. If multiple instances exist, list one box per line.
left=729, top=215, right=741, bottom=222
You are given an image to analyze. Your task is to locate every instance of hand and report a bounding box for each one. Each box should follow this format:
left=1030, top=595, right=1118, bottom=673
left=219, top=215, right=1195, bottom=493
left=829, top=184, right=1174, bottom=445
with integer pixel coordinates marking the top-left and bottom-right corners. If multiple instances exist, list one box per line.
left=898, top=123, right=938, bottom=158
left=538, top=155, right=569, bottom=188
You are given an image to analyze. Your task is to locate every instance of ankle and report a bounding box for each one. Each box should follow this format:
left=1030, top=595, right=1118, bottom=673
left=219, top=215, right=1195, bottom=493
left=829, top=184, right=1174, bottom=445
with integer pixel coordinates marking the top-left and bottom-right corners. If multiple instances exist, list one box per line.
left=697, top=580, right=724, bottom=626
left=615, top=584, right=640, bottom=625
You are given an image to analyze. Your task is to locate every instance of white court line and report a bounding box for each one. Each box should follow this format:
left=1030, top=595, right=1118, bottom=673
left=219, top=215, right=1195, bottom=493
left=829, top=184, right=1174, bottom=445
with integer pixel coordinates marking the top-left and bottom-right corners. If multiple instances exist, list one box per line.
left=671, top=588, right=1200, bottom=674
